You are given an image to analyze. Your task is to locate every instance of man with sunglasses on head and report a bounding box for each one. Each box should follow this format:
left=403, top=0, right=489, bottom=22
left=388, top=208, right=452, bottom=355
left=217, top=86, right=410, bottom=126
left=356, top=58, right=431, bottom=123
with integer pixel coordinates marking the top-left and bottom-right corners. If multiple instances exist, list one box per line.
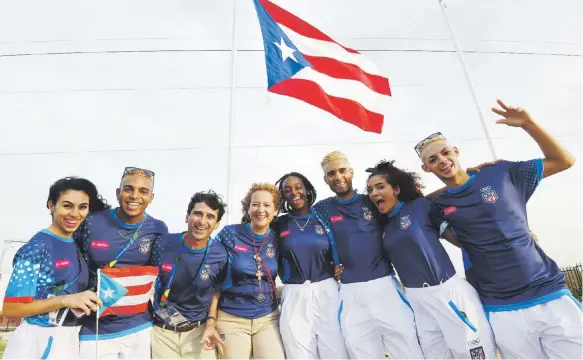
left=75, top=167, right=169, bottom=359
left=416, top=100, right=581, bottom=359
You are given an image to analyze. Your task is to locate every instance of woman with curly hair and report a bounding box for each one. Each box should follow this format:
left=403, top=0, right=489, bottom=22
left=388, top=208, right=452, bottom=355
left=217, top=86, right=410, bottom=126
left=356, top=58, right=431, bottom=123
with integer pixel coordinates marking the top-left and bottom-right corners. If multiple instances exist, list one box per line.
left=214, top=183, right=285, bottom=359
left=2, top=177, right=109, bottom=359
left=366, top=160, right=497, bottom=359
left=273, top=172, right=348, bottom=359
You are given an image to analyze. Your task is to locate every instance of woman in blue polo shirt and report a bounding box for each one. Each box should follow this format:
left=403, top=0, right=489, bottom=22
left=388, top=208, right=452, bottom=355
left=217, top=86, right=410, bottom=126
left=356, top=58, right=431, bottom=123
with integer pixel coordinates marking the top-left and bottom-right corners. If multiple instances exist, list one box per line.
left=366, top=160, right=497, bottom=359
left=274, top=172, right=348, bottom=359
left=2, top=177, right=108, bottom=359
left=214, top=183, right=284, bottom=359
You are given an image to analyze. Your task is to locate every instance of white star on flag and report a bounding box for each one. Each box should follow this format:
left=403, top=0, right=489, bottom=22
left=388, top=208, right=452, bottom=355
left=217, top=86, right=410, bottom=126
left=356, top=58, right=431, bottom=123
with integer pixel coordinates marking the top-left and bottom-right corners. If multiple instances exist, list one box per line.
left=273, top=37, right=297, bottom=63
left=102, top=287, right=115, bottom=299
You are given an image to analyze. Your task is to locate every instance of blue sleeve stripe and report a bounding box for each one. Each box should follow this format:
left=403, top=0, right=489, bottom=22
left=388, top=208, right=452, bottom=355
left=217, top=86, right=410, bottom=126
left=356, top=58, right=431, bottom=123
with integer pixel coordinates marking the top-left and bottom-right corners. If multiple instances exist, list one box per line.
left=535, top=158, right=543, bottom=182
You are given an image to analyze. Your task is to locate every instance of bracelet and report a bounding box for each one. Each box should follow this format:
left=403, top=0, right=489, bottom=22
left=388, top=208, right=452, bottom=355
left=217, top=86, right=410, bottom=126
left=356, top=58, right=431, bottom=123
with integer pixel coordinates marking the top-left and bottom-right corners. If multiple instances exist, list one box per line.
left=207, top=315, right=217, bottom=322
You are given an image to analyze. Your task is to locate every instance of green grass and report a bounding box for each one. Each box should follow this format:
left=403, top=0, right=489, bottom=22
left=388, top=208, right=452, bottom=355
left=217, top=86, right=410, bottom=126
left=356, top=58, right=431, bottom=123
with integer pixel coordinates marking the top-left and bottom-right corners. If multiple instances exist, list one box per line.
left=0, top=338, right=7, bottom=358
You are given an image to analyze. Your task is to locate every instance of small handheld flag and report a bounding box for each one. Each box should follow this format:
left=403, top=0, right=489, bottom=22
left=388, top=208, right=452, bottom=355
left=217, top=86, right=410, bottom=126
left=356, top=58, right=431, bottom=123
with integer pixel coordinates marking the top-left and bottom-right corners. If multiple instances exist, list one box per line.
left=253, top=0, right=391, bottom=134
left=97, top=266, right=158, bottom=317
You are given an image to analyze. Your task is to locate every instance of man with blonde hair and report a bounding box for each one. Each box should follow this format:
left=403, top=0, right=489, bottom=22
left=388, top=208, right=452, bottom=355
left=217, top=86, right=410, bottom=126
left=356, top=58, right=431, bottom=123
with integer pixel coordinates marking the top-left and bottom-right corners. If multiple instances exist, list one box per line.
left=313, top=151, right=423, bottom=359
left=417, top=99, right=581, bottom=359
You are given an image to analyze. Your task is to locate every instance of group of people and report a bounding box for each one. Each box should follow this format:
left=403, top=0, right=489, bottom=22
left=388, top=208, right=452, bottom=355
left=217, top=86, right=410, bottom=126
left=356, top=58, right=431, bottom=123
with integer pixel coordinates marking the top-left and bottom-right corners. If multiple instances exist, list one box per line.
left=2, top=99, right=582, bottom=360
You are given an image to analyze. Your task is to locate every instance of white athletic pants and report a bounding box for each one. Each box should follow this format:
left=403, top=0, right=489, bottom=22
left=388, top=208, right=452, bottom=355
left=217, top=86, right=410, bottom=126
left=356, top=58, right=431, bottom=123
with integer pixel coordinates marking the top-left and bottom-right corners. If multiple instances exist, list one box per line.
left=79, top=326, right=152, bottom=359
left=339, top=275, right=423, bottom=359
left=2, top=321, right=81, bottom=359
left=406, top=274, right=497, bottom=359
left=488, top=293, right=582, bottom=359
left=279, top=278, right=348, bottom=359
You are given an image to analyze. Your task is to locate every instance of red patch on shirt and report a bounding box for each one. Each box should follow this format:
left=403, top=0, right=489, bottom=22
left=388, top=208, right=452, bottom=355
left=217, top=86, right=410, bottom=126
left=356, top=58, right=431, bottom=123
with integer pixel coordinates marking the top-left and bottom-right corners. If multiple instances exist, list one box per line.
left=330, top=215, right=344, bottom=223
left=91, top=240, right=109, bottom=249
left=234, top=245, right=248, bottom=253
left=444, top=206, right=457, bottom=216
left=55, top=259, right=71, bottom=269
left=280, top=230, right=290, bottom=237
left=162, top=264, right=173, bottom=272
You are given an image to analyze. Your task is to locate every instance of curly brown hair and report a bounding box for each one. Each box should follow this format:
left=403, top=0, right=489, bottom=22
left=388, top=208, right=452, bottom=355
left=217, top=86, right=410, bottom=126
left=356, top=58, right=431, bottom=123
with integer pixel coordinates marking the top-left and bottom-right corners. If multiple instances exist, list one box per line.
left=240, top=183, right=282, bottom=223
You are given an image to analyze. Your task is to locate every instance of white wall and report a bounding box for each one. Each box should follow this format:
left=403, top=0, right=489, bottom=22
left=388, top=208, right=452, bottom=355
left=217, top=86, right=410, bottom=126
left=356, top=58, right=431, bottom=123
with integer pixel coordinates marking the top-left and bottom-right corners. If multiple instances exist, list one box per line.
left=0, top=0, right=580, bottom=282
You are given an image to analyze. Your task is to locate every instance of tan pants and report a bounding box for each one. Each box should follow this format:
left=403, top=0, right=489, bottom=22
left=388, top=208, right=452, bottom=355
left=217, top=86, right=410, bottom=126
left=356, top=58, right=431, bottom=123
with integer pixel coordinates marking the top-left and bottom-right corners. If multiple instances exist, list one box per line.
left=151, top=324, right=217, bottom=359
left=216, top=309, right=285, bottom=359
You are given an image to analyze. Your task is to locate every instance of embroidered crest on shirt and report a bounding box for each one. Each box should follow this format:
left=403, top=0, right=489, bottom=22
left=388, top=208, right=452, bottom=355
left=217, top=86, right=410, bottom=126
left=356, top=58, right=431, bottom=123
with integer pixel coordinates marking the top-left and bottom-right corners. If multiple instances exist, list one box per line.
left=139, top=238, right=153, bottom=254
left=480, top=186, right=498, bottom=203
left=315, top=225, right=324, bottom=235
left=361, top=206, right=373, bottom=221
left=266, top=243, right=275, bottom=258
left=200, top=264, right=211, bottom=281
left=400, top=215, right=411, bottom=229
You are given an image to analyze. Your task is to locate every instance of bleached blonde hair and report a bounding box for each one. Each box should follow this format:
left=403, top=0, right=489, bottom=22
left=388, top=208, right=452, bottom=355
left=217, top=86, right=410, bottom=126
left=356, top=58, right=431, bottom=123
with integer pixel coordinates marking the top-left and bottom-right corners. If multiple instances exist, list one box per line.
left=320, top=151, right=349, bottom=169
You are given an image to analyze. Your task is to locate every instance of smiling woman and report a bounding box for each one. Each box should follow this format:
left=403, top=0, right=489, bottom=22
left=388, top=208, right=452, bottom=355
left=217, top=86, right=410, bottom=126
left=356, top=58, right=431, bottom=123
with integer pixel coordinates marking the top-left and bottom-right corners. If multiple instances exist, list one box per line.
left=214, top=183, right=285, bottom=359
left=2, top=177, right=109, bottom=359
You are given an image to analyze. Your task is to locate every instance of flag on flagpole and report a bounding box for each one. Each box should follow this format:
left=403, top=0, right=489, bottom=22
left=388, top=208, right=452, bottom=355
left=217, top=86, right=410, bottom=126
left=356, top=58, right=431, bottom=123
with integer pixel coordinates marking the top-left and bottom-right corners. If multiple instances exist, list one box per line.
left=253, top=0, right=391, bottom=134
left=97, top=266, right=158, bottom=317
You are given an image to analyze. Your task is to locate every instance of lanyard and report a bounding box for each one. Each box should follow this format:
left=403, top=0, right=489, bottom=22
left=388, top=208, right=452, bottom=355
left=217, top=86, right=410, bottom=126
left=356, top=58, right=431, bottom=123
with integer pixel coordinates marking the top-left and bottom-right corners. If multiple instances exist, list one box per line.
left=160, top=235, right=213, bottom=307
left=105, top=219, right=145, bottom=269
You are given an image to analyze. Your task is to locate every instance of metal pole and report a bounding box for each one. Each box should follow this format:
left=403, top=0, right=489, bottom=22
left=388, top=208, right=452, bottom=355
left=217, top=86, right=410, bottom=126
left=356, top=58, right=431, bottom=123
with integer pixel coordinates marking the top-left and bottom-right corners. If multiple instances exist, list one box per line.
left=226, top=0, right=239, bottom=224
left=439, top=0, right=498, bottom=160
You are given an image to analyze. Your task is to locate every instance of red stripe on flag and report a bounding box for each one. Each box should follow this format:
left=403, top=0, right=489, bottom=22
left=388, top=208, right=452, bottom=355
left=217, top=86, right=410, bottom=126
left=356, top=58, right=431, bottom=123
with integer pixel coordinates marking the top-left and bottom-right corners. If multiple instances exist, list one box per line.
left=259, top=0, right=359, bottom=54
left=3, top=296, right=34, bottom=303
left=269, top=78, right=384, bottom=134
left=101, top=266, right=158, bottom=278
left=303, top=55, right=391, bottom=96
left=100, top=303, right=149, bottom=317
left=125, top=283, right=154, bottom=297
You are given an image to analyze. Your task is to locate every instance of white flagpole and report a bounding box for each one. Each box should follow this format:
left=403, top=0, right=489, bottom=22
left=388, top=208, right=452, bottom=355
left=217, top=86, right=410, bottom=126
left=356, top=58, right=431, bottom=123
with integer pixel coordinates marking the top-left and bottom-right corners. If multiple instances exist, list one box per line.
left=438, top=0, right=498, bottom=160
left=226, top=0, right=239, bottom=224
left=95, top=269, right=101, bottom=360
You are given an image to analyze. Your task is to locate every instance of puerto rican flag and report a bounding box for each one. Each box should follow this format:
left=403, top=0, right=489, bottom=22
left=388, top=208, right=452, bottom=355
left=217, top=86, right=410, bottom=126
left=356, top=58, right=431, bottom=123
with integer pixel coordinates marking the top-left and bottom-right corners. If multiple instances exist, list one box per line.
left=97, top=266, right=158, bottom=317
left=253, top=0, right=391, bottom=134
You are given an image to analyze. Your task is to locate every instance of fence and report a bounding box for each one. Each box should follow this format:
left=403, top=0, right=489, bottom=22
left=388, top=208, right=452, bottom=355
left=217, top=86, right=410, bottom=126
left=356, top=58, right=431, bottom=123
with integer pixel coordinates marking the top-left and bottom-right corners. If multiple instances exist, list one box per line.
left=562, top=263, right=582, bottom=302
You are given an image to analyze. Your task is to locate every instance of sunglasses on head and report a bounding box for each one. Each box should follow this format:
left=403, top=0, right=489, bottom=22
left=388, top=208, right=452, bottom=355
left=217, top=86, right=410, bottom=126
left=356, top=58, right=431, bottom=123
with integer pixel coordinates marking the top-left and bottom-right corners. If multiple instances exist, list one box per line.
left=414, top=132, right=445, bottom=156
left=122, top=167, right=156, bottom=182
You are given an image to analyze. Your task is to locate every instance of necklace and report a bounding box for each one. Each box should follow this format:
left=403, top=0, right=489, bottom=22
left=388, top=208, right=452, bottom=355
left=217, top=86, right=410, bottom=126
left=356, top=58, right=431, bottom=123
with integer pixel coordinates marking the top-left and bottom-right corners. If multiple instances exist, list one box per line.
left=292, top=216, right=310, bottom=231
left=117, top=215, right=145, bottom=240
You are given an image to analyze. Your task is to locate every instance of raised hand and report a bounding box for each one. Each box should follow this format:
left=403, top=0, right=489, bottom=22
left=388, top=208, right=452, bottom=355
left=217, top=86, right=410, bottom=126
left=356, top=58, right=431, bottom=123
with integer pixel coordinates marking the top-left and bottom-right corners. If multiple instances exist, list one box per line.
left=491, top=99, right=534, bottom=128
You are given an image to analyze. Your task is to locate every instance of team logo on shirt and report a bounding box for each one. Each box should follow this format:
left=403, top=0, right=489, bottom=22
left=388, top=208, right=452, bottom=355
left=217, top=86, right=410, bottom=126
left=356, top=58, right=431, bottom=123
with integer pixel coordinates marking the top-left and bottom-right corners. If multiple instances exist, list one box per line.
left=315, top=225, right=325, bottom=235
left=480, top=186, right=498, bottom=203
left=266, top=243, right=275, bottom=258
left=200, top=264, right=211, bottom=281
left=139, top=238, right=153, bottom=254
left=469, top=346, right=485, bottom=359
left=361, top=206, right=373, bottom=221
left=400, top=215, right=411, bottom=230
left=91, top=240, right=109, bottom=249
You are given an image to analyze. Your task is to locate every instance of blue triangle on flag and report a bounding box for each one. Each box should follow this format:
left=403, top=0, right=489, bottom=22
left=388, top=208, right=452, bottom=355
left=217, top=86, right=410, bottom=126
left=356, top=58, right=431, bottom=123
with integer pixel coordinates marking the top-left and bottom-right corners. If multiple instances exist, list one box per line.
left=98, top=272, right=129, bottom=316
left=253, top=0, right=312, bottom=89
